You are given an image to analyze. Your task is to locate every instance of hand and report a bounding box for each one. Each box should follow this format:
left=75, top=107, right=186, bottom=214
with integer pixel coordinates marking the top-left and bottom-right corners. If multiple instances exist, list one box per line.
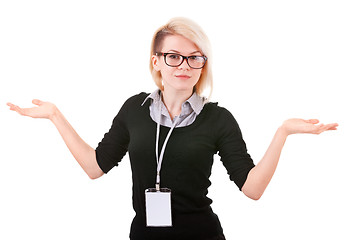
left=7, top=99, right=57, bottom=120
left=281, top=118, right=338, bottom=135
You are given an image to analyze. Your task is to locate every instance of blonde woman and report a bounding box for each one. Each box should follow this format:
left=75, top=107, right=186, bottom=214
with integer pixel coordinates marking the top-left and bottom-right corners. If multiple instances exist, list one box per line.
left=7, top=17, right=338, bottom=240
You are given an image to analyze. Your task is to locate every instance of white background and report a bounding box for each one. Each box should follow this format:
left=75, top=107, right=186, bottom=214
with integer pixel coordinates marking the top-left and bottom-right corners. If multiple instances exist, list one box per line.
left=1, top=0, right=359, bottom=239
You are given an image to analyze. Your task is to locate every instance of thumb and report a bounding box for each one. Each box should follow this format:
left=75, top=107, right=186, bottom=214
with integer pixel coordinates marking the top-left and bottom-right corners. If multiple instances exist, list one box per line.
left=306, top=119, right=320, bottom=124
left=32, top=99, right=43, bottom=106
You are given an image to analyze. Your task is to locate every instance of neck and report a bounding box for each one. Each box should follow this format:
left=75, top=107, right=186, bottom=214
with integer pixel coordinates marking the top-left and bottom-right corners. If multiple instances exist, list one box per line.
left=162, top=88, right=193, bottom=120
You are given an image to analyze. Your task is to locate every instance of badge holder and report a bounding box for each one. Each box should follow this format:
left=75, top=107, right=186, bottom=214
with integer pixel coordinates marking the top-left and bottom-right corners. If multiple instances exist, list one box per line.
left=145, top=104, right=178, bottom=227
left=145, top=187, right=172, bottom=227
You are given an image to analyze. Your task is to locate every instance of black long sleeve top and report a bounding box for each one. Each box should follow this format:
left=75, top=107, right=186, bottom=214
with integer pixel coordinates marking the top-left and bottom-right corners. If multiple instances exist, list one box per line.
left=95, top=92, right=255, bottom=240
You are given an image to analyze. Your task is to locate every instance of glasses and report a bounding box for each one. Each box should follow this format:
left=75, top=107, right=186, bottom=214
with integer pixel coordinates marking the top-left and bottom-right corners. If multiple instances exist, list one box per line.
left=156, top=52, right=207, bottom=69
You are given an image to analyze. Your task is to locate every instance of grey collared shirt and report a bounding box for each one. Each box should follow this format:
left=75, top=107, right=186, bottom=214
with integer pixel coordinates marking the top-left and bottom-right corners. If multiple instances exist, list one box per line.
left=141, top=89, right=206, bottom=128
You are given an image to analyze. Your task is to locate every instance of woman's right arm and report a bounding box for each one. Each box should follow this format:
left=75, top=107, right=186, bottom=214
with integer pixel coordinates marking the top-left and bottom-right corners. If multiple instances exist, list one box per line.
left=7, top=99, right=104, bottom=179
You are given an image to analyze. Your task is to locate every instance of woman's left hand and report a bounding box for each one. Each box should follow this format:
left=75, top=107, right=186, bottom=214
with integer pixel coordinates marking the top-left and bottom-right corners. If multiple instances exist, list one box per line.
left=281, top=118, right=338, bottom=136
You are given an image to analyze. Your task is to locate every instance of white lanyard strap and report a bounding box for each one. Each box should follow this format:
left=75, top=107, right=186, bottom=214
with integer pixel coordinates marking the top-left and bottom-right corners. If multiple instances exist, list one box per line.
left=155, top=103, right=180, bottom=191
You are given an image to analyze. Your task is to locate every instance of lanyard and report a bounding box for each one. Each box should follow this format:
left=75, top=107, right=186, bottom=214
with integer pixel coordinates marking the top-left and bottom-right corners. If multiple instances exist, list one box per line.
left=155, top=102, right=180, bottom=191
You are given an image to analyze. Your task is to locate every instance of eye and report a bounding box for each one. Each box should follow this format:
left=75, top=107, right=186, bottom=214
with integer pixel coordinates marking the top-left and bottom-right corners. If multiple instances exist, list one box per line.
left=189, top=56, right=204, bottom=62
left=168, top=54, right=181, bottom=60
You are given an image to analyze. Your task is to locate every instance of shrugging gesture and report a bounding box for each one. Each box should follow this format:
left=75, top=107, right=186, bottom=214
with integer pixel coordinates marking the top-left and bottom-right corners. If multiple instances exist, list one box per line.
left=5, top=17, right=340, bottom=239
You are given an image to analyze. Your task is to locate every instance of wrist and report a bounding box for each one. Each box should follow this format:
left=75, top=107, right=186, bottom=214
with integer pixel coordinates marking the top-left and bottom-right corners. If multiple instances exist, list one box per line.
left=278, top=124, right=291, bottom=137
left=49, top=106, right=60, bottom=123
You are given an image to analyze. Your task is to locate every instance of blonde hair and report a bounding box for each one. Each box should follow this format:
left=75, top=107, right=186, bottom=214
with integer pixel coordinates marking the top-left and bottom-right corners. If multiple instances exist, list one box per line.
left=149, top=17, right=213, bottom=97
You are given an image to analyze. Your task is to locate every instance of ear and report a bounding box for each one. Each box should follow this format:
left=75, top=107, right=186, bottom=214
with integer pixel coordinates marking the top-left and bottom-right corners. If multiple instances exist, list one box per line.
left=152, top=55, right=161, bottom=71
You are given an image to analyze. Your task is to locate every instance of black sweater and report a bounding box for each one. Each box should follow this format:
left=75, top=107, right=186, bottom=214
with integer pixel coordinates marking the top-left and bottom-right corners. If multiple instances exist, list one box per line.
left=95, top=93, right=255, bottom=240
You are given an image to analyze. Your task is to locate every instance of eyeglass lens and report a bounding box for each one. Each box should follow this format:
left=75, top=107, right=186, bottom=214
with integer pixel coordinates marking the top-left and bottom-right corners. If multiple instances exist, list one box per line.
left=165, top=53, right=206, bottom=69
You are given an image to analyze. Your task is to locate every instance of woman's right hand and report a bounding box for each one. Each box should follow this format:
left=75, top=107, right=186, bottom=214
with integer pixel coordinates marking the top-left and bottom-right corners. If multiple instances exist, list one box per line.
left=7, top=99, right=57, bottom=120
left=7, top=99, right=103, bottom=179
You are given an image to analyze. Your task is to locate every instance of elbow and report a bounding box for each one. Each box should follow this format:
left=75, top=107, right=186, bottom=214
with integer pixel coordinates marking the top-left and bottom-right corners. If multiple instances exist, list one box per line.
left=86, top=169, right=104, bottom=180
left=88, top=174, right=99, bottom=180
left=243, top=189, right=263, bottom=201
left=84, top=157, right=104, bottom=180
left=241, top=170, right=267, bottom=200
left=242, top=184, right=264, bottom=201
left=247, top=192, right=263, bottom=201
left=88, top=173, right=102, bottom=180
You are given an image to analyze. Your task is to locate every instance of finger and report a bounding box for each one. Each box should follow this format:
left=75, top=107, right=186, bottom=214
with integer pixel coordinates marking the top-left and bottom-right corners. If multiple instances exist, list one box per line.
left=325, top=123, right=339, bottom=131
left=12, top=105, right=26, bottom=116
left=7, top=103, right=20, bottom=112
left=316, top=123, right=338, bottom=134
left=6, top=102, right=15, bottom=109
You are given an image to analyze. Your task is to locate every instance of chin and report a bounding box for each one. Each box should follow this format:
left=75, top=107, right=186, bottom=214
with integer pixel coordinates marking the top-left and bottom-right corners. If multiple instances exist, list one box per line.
left=172, top=84, right=196, bottom=92
left=163, top=78, right=198, bottom=93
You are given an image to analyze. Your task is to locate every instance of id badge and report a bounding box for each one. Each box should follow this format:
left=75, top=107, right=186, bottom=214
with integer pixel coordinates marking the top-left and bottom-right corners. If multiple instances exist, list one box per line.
left=145, top=188, right=172, bottom=227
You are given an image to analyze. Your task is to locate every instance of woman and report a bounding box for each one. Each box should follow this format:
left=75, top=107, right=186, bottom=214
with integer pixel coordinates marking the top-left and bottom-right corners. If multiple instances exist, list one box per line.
left=7, top=17, right=338, bottom=240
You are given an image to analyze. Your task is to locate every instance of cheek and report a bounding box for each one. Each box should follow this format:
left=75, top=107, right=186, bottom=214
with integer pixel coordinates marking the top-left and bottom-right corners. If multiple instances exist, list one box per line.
left=159, top=68, right=173, bottom=79
left=193, top=70, right=202, bottom=81
left=161, top=64, right=179, bottom=77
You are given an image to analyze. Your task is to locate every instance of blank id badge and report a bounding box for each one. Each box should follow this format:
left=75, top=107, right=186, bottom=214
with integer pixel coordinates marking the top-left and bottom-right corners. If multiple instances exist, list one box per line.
left=145, top=188, right=172, bottom=227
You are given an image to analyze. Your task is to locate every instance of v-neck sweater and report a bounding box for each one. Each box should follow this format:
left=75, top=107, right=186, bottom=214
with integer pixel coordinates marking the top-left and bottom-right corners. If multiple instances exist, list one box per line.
left=95, top=92, right=255, bottom=240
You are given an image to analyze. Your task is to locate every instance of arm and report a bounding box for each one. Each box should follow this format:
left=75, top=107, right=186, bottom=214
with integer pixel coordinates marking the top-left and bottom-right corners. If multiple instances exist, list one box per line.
left=7, top=99, right=104, bottom=179
left=241, top=118, right=338, bottom=200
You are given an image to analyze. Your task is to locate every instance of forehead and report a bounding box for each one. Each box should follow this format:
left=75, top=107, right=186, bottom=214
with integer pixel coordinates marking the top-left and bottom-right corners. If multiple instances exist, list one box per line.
left=161, top=34, right=201, bottom=54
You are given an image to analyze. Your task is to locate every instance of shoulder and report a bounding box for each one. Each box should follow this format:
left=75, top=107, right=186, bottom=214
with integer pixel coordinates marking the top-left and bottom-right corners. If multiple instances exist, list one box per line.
left=123, top=92, right=150, bottom=107
left=113, top=92, right=150, bottom=119
left=203, top=101, right=236, bottom=120
left=117, top=92, right=151, bottom=113
left=201, top=102, right=241, bottom=135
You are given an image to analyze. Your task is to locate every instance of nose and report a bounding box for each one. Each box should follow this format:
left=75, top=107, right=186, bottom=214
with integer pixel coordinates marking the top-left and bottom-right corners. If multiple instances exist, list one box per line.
left=177, top=58, right=190, bottom=70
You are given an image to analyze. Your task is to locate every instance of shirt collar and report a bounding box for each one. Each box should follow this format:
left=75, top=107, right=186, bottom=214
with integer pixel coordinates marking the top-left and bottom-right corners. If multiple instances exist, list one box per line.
left=141, top=89, right=162, bottom=106
left=186, top=91, right=205, bottom=115
left=141, top=89, right=205, bottom=115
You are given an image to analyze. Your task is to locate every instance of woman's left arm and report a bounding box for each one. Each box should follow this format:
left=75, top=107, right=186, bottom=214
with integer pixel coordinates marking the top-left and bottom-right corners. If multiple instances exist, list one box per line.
left=241, top=119, right=338, bottom=200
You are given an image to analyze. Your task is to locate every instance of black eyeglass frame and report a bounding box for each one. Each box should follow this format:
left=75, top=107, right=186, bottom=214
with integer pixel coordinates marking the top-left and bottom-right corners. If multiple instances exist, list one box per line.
left=155, top=52, right=208, bottom=69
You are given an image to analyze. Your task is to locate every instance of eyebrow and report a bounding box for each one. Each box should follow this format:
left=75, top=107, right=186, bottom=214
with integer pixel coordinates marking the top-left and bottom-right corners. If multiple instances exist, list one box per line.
left=168, top=49, right=202, bottom=55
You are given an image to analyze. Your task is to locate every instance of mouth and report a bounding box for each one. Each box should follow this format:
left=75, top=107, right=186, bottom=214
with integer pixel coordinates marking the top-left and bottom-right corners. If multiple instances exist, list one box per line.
left=175, top=75, right=191, bottom=79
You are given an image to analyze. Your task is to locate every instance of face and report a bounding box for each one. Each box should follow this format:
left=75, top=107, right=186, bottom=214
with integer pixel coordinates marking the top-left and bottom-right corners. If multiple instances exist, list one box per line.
left=152, top=34, right=203, bottom=94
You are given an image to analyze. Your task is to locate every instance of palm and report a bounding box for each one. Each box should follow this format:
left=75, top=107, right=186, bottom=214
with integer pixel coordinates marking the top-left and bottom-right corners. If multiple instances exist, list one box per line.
left=7, top=99, right=56, bottom=119
left=283, top=118, right=338, bottom=135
